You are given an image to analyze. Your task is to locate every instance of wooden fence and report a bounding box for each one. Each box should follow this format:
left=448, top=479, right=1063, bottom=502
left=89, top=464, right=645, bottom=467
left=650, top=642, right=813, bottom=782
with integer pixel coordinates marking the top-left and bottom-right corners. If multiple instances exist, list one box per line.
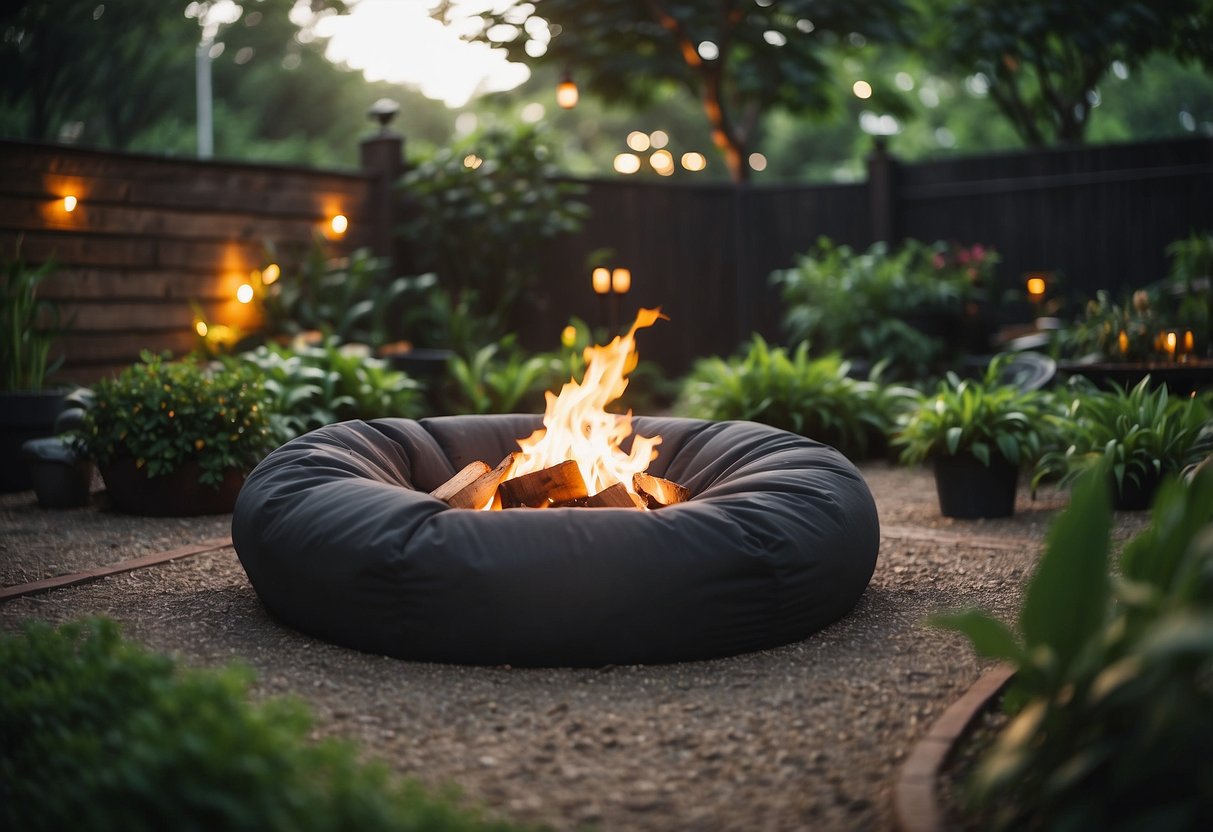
left=2, top=134, right=1209, bottom=381
left=0, top=140, right=376, bottom=382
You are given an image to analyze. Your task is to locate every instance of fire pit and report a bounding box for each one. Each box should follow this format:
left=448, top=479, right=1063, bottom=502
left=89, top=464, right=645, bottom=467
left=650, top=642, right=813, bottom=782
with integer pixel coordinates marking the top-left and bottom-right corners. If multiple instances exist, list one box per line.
left=232, top=310, right=879, bottom=666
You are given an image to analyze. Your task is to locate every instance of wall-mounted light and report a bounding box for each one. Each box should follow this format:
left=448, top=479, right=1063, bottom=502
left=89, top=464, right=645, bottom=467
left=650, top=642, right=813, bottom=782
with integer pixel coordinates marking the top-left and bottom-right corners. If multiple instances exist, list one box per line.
left=592, top=267, right=611, bottom=295
left=556, top=71, right=579, bottom=109
left=62, top=195, right=78, bottom=213
left=1026, top=275, right=1047, bottom=299
left=330, top=214, right=349, bottom=236
left=236, top=283, right=254, bottom=304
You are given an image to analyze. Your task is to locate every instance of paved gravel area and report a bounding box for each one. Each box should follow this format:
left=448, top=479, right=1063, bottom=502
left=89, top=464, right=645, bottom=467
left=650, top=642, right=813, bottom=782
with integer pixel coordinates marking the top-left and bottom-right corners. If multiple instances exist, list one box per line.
left=0, top=462, right=1152, bottom=831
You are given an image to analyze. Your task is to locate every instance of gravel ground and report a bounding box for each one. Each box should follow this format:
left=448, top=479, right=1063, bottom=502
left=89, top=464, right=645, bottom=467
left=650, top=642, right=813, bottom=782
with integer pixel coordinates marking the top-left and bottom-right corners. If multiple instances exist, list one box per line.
left=0, top=462, right=1152, bottom=831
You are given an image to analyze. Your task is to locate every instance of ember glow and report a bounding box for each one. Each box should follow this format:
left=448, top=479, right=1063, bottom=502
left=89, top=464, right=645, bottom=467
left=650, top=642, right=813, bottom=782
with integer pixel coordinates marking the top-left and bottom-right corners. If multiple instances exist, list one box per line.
left=507, top=308, right=666, bottom=497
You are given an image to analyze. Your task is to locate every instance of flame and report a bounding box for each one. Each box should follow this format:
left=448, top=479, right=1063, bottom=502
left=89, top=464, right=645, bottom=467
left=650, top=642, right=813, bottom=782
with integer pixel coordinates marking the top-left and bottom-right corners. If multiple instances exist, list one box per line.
left=508, top=308, right=666, bottom=496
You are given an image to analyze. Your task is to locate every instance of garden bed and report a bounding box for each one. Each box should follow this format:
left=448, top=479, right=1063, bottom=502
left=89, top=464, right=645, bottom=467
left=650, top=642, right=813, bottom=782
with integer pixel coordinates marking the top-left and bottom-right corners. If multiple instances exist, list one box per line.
left=0, top=463, right=1152, bottom=831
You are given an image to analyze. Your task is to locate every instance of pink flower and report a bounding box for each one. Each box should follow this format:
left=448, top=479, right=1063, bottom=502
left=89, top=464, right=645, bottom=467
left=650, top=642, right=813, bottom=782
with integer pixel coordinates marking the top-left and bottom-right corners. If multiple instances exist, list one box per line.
left=932, top=253, right=946, bottom=270
left=970, top=244, right=986, bottom=262
left=956, top=248, right=971, bottom=265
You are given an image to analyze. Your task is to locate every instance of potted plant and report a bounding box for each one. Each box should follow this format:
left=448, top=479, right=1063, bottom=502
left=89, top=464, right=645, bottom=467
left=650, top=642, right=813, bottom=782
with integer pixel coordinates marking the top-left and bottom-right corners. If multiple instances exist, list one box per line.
left=895, top=359, right=1053, bottom=518
left=1, top=244, right=68, bottom=492
left=1033, top=377, right=1213, bottom=510
left=78, top=352, right=278, bottom=515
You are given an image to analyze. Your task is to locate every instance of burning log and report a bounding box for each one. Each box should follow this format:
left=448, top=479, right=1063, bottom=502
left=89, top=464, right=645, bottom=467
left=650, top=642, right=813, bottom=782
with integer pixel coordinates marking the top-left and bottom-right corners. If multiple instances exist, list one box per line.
left=499, top=460, right=588, bottom=508
left=583, top=482, right=647, bottom=509
left=633, top=472, right=690, bottom=509
left=430, top=453, right=518, bottom=509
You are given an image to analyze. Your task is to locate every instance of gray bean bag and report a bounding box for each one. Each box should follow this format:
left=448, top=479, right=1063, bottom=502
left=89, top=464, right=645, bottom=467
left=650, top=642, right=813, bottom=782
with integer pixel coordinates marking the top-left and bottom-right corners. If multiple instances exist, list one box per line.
left=232, top=415, right=879, bottom=667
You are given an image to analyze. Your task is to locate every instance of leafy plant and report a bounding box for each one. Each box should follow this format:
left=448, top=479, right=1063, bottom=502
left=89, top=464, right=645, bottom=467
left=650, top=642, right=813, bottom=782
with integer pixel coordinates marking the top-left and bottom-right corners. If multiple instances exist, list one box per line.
left=676, top=335, right=916, bottom=459
left=770, top=237, right=987, bottom=379
left=1033, top=377, right=1213, bottom=501
left=229, top=338, right=425, bottom=440
left=934, top=465, right=1213, bottom=831
left=443, top=338, right=564, bottom=415
left=399, top=122, right=587, bottom=337
left=1061, top=288, right=1174, bottom=361
left=895, top=357, right=1054, bottom=468
left=78, top=352, right=277, bottom=487
left=1, top=242, right=65, bottom=391
left=0, top=618, right=523, bottom=832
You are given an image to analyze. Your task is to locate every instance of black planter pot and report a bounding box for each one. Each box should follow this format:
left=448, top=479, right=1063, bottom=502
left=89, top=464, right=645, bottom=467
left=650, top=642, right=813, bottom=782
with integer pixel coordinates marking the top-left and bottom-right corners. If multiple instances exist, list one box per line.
left=932, top=452, right=1019, bottom=518
left=0, top=390, right=66, bottom=492
left=101, top=458, right=244, bottom=516
left=20, top=436, right=94, bottom=508
left=1112, top=470, right=1162, bottom=512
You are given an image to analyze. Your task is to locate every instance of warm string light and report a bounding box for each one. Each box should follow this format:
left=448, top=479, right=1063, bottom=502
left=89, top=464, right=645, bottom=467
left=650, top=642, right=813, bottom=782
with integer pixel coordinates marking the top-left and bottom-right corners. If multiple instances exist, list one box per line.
left=556, top=72, right=579, bottom=109
left=330, top=214, right=348, bottom=235
left=62, top=195, right=78, bottom=213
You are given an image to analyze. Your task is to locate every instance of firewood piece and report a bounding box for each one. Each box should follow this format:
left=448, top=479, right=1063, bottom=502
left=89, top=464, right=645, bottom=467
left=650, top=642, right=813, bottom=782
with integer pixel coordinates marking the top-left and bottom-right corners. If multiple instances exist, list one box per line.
left=633, top=472, right=691, bottom=509
left=499, top=460, right=587, bottom=508
left=431, top=453, right=518, bottom=510
left=583, top=482, right=643, bottom=509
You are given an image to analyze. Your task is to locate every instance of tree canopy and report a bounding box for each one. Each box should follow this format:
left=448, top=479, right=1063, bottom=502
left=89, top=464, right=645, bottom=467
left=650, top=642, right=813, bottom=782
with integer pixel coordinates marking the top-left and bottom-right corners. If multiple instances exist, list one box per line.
left=442, top=0, right=910, bottom=182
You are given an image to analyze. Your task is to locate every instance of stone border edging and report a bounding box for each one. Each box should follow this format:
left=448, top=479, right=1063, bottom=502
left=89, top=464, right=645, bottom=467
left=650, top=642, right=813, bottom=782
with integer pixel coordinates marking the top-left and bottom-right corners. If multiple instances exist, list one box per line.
left=0, top=536, right=233, bottom=602
left=893, top=663, right=1016, bottom=832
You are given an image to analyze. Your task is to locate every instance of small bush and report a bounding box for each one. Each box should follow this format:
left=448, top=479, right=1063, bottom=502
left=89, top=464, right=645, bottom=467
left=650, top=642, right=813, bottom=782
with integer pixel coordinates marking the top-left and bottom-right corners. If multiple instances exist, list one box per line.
left=675, top=335, right=915, bottom=459
left=0, top=618, right=522, bottom=832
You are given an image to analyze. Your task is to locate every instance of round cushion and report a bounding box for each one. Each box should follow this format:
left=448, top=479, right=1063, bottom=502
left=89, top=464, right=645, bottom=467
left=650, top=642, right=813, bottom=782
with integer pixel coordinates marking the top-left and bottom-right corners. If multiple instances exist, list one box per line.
left=232, top=415, right=880, bottom=667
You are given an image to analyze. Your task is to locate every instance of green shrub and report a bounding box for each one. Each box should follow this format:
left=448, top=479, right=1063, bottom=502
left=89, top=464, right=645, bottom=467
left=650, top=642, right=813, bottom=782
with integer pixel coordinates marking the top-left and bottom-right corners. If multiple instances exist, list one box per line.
left=1033, top=378, right=1213, bottom=499
left=770, top=237, right=988, bottom=378
left=79, top=352, right=277, bottom=486
left=229, top=338, right=425, bottom=439
left=399, top=122, right=587, bottom=338
left=934, top=466, right=1213, bottom=830
left=895, top=358, right=1055, bottom=468
left=675, top=335, right=915, bottom=459
left=443, top=338, right=567, bottom=415
left=0, top=618, right=522, bottom=832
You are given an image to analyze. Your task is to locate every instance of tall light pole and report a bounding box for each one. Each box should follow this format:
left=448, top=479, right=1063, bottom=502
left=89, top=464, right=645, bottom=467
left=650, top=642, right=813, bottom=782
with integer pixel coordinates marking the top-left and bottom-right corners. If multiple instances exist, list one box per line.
left=196, top=35, right=214, bottom=159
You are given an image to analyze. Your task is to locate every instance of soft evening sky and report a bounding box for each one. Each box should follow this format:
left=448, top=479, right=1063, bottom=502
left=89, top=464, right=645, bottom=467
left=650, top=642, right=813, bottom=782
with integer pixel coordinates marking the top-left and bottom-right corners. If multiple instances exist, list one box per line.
left=314, top=0, right=530, bottom=107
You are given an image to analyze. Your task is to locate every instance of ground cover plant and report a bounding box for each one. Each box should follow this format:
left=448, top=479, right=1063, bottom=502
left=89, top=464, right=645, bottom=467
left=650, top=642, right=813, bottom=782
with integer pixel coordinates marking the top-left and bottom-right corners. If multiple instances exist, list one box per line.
left=0, top=618, right=524, bottom=832
left=676, top=335, right=915, bottom=459
left=934, top=466, right=1213, bottom=830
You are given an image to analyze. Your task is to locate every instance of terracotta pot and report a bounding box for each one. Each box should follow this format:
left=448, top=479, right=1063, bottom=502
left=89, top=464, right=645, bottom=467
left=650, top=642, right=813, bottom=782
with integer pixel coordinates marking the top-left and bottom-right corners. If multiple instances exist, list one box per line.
left=932, top=453, right=1019, bottom=518
left=100, top=458, right=244, bottom=516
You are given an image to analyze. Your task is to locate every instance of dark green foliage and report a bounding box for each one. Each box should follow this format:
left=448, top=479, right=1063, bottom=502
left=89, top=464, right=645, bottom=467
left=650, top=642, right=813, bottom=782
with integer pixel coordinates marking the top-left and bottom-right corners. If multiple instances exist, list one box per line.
left=228, top=338, right=424, bottom=438
left=933, top=466, right=1213, bottom=830
left=925, top=0, right=1213, bottom=146
left=675, top=335, right=915, bottom=459
left=398, top=122, right=587, bottom=341
left=0, top=618, right=523, bottom=832
left=1033, top=377, right=1213, bottom=497
left=79, top=352, right=277, bottom=486
left=1, top=242, right=64, bottom=391
left=895, top=357, right=1054, bottom=468
left=770, top=237, right=988, bottom=379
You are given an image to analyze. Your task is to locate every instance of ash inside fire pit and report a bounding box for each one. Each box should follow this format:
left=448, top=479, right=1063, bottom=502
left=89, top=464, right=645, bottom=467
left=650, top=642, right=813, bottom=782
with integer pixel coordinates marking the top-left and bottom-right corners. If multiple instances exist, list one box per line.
left=232, top=414, right=880, bottom=667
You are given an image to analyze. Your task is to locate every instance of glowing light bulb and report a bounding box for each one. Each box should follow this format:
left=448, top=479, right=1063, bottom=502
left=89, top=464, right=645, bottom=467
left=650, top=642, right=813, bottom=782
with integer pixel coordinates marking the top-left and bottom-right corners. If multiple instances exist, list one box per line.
left=62, top=195, right=78, bottom=213
left=592, top=267, right=611, bottom=294
left=236, top=283, right=254, bottom=304
left=853, top=80, right=873, bottom=99
left=195, top=320, right=208, bottom=337
left=556, top=75, right=578, bottom=109
left=613, top=153, right=641, bottom=175
left=262, top=263, right=280, bottom=285
left=611, top=268, right=631, bottom=294
left=330, top=214, right=348, bottom=235
left=1026, top=276, right=1046, bottom=297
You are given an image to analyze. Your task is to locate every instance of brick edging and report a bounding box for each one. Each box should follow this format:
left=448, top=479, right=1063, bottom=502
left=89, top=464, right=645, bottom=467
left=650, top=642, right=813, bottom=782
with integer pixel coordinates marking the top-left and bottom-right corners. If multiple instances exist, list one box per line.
left=892, top=664, right=1016, bottom=832
left=0, top=536, right=233, bottom=602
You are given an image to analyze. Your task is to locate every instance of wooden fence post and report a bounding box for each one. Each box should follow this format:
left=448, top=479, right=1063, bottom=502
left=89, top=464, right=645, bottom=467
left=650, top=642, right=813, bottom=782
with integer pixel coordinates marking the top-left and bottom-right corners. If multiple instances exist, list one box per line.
left=359, top=100, right=405, bottom=273
left=866, top=136, right=898, bottom=243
